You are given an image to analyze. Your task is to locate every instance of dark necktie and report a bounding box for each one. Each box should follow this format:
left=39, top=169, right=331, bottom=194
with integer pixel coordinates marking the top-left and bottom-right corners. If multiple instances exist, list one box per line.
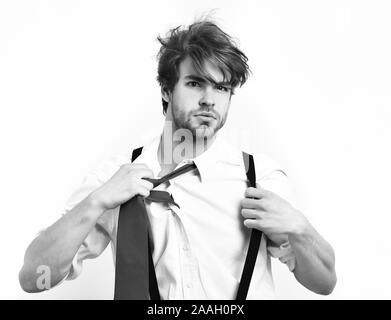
left=114, top=162, right=196, bottom=300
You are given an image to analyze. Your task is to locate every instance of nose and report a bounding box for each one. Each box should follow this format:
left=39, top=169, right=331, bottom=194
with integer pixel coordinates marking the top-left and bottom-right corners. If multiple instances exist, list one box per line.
left=199, top=87, right=215, bottom=108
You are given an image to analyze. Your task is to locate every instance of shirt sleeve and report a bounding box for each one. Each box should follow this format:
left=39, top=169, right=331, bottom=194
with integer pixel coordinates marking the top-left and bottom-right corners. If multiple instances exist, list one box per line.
left=60, top=153, right=135, bottom=280
left=254, top=154, right=297, bottom=272
left=61, top=171, right=114, bottom=280
left=267, top=241, right=296, bottom=272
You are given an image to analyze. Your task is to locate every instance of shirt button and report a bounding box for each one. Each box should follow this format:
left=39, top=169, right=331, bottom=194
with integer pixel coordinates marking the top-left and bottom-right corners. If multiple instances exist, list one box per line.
left=182, top=246, right=189, bottom=251
left=186, top=283, right=192, bottom=288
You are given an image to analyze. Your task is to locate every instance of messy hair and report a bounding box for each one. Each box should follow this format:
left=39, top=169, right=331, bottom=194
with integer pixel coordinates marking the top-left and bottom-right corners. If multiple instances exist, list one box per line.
left=156, top=20, right=250, bottom=113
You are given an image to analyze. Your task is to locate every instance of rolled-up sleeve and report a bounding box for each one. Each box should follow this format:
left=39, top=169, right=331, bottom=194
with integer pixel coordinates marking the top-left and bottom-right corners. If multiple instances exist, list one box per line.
left=267, top=241, right=296, bottom=272
left=66, top=219, right=112, bottom=280
left=62, top=172, right=113, bottom=280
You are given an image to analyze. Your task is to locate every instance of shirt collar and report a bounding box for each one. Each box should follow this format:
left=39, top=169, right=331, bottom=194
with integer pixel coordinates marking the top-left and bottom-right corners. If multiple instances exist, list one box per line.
left=190, top=134, right=242, bottom=182
left=132, top=134, right=243, bottom=182
left=131, top=136, right=162, bottom=178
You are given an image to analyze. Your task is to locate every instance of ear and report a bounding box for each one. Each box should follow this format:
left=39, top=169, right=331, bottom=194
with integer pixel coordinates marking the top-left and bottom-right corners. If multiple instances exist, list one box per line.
left=161, top=86, right=171, bottom=104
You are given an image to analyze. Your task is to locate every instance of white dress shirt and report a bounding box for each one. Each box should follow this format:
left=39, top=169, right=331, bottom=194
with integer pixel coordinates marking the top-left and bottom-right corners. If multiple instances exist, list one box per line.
left=62, top=134, right=296, bottom=299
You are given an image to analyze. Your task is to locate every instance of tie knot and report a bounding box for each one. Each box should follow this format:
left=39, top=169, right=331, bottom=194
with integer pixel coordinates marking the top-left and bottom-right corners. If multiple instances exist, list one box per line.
left=145, top=190, right=180, bottom=208
left=143, top=162, right=196, bottom=208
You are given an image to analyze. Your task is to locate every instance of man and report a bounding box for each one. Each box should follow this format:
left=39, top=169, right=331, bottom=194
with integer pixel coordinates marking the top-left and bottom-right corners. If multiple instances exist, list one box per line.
left=19, top=20, right=336, bottom=299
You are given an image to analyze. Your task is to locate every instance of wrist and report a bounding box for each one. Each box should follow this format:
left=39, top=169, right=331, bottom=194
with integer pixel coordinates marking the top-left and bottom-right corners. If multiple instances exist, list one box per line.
left=267, top=234, right=289, bottom=247
left=287, top=209, right=310, bottom=239
left=85, top=192, right=107, bottom=216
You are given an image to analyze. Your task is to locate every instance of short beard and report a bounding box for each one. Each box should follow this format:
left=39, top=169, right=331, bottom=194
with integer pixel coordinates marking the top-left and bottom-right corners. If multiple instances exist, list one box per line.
left=172, top=107, right=227, bottom=140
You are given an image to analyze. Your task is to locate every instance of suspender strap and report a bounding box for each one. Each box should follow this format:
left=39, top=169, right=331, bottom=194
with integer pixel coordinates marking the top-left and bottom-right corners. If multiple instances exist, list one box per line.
left=236, top=152, right=262, bottom=300
left=131, top=147, right=161, bottom=300
left=131, top=147, right=144, bottom=162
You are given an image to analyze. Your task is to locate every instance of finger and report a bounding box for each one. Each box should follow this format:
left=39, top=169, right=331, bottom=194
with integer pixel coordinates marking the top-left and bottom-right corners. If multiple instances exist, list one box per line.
left=244, top=187, right=262, bottom=199
left=243, top=218, right=263, bottom=231
left=137, top=185, right=151, bottom=198
left=240, top=198, right=261, bottom=209
left=139, top=179, right=154, bottom=190
left=130, top=163, right=150, bottom=169
left=241, top=208, right=262, bottom=219
left=121, top=163, right=150, bottom=171
left=245, top=186, right=269, bottom=199
left=134, top=168, right=154, bottom=179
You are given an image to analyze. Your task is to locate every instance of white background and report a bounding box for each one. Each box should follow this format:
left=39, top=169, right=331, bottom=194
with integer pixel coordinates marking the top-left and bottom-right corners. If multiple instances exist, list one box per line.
left=1, top=0, right=390, bottom=299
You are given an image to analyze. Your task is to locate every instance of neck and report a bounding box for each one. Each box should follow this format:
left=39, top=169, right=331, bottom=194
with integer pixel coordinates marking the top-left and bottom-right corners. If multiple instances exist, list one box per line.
left=157, top=121, right=216, bottom=175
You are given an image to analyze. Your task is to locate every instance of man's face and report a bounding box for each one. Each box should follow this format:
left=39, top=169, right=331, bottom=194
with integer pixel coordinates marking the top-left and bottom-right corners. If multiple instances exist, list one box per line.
left=163, top=56, right=232, bottom=139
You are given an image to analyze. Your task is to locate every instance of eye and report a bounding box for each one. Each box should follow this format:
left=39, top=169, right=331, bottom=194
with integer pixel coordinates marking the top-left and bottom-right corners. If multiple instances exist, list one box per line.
left=216, top=85, right=230, bottom=92
left=187, top=81, right=200, bottom=87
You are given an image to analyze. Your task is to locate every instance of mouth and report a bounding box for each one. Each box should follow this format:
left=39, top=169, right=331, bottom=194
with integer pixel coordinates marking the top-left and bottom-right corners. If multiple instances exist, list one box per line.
left=195, top=112, right=216, bottom=119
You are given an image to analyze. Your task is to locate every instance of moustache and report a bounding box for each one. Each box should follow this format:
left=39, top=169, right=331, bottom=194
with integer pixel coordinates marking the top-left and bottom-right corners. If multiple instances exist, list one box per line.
left=193, top=110, right=218, bottom=119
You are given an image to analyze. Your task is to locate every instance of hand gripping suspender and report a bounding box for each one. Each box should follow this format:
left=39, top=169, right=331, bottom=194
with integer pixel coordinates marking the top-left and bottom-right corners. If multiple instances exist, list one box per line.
left=128, top=148, right=260, bottom=300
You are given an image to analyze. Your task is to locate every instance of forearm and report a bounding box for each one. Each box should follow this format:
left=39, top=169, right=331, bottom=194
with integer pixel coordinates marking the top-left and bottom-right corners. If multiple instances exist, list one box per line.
left=19, top=194, right=105, bottom=292
left=289, top=221, right=337, bottom=295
